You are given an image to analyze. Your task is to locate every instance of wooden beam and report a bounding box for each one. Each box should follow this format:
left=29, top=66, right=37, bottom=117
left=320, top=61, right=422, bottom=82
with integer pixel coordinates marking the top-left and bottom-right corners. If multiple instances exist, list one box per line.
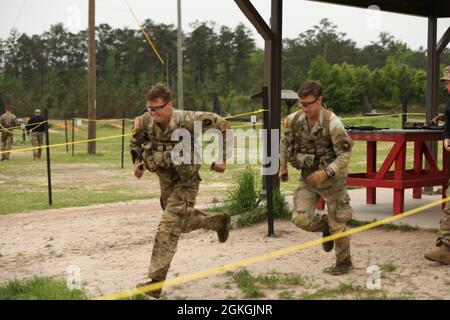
left=437, top=26, right=450, bottom=56
left=234, top=0, right=274, bottom=41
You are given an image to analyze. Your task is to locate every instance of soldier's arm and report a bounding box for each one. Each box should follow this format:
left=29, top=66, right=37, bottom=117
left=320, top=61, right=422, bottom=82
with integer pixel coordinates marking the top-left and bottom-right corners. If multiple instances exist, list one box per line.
left=187, top=111, right=232, bottom=166
left=130, top=113, right=150, bottom=164
left=328, top=115, right=353, bottom=178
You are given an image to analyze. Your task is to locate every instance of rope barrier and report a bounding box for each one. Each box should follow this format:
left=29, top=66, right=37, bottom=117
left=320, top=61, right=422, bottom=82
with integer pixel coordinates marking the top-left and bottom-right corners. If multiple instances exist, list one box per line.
left=0, top=133, right=132, bottom=155
left=124, top=0, right=165, bottom=65
left=224, top=109, right=267, bottom=120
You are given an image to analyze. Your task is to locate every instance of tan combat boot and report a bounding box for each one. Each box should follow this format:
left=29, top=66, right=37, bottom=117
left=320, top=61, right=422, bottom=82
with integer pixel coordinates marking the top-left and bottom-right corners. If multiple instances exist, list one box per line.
left=324, top=257, right=353, bottom=275
left=136, top=279, right=163, bottom=299
left=424, top=244, right=450, bottom=265
left=217, top=214, right=231, bottom=243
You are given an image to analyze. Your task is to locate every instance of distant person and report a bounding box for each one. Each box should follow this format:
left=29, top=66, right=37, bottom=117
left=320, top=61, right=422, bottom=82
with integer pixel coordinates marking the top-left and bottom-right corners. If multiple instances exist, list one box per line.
left=0, top=105, right=18, bottom=161
left=27, top=108, right=46, bottom=160
left=425, top=66, right=450, bottom=265
left=280, top=80, right=354, bottom=275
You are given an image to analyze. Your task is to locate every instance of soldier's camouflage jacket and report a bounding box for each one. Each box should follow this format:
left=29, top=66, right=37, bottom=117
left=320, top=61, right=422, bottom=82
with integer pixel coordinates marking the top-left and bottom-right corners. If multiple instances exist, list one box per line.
left=280, top=107, right=353, bottom=182
left=130, top=109, right=230, bottom=179
left=0, top=112, right=18, bottom=134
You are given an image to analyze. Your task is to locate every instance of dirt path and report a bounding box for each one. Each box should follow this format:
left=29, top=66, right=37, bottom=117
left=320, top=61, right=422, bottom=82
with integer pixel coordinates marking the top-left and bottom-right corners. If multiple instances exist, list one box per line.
left=0, top=198, right=449, bottom=300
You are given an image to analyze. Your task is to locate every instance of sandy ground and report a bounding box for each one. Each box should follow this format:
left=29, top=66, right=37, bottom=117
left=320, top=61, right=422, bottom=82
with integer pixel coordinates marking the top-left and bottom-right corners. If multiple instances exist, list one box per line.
left=0, top=197, right=449, bottom=300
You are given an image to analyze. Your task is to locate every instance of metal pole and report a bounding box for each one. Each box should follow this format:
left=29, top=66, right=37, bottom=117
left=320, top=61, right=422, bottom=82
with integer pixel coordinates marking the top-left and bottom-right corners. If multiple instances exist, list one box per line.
left=177, top=0, right=184, bottom=109
left=270, top=0, right=282, bottom=189
left=121, top=111, right=125, bottom=169
left=401, top=96, right=408, bottom=128
left=87, top=0, right=96, bottom=155
left=44, top=109, right=52, bottom=205
left=425, top=17, right=439, bottom=194
left=263, top=86, right=274, bottom=236
left=72, top=112, right=75, bottom=157
left=64, top=120, right=69, bottom=153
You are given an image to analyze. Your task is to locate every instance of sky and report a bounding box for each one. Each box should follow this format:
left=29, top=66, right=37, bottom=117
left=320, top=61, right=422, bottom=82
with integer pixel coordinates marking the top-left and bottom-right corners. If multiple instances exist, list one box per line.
left=0, top=0, right=449, bottom=50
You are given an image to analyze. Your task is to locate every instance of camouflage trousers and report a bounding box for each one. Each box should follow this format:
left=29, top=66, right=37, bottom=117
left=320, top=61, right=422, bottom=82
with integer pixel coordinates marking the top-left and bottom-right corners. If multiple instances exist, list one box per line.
left=148, top=172, right=227, bottom=281
left=1, top=132, right=13, bottom=159
left=31, top=132, right=44, bottom=159
left=292, top=178, right=353, bottom=263
left=438, top=180, right=450, bottom=246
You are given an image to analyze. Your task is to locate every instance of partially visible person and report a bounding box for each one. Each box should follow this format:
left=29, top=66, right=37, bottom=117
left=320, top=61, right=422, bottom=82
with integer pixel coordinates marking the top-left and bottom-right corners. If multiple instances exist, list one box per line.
left=425, top=66, right=450, bottom=265
left=0, top=105, right=18, bottom=161
left=27, top=108, right=46, bottom=160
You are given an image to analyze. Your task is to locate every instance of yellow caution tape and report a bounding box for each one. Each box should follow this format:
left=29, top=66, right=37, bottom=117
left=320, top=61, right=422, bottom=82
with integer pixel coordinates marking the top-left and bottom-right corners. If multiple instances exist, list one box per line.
left=224, top=109, right=267, bottom=120
left=0, top=133, right=132, bottom=155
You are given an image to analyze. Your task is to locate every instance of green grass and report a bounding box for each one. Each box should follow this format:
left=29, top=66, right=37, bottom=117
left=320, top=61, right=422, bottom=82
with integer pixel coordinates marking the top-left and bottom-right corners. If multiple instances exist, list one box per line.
left=224, top=165, right=261, bottom=215
left=228, top=269, right=307, bottom=299
left=380, top=262, right=397, bottom=272
left=227, top=269, right=413, bottom=300
left=298, top=282, right=382, bottom=300
left=230, top=269, right=265, bottom=298
left=0, top=276, right=88, bottom=300
left=205, top=166, right=291, bottom=227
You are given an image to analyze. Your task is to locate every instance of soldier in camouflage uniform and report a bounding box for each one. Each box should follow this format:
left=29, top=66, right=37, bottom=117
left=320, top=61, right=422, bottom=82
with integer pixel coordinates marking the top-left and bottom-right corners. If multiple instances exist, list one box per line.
left=27, top=109, right=46, bottom=160
left=0, top=105, right=18, bottom=161
left=280, top=80, right=354, bottom=275
left=130, top=84, right=231, bottom=298
left=425, top=66, right=450, bottom=265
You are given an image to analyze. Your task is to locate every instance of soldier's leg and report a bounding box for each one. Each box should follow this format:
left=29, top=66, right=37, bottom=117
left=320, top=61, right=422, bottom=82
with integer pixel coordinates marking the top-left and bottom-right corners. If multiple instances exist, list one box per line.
left=147, top=179, right=199, bottom=282
left=147, top=210, right=184, bottom=282
left=424, top=181, right=450, bottom=264
left=38, top=133, right=44, bottom=159
left=31, top=133, right=38, bottom=159
left=292, top=180, right=327, bottom=232
left=438, top=182, right=450, bottom=247
left=181, top=208, right=230, bottom=243
left=321, top=181, right=353, bottom=274
left=1, top=134, right=6, bottom=159
left=438, top=208, right=450, bottom=247
left=5, top=134, right=12, bottom=159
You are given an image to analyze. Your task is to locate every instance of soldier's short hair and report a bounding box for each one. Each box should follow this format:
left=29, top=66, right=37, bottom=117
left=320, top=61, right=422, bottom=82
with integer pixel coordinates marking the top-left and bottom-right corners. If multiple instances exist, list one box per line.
left=298, top=80, right=323, bottom=98
left=146, top=83, right=172, bottom=102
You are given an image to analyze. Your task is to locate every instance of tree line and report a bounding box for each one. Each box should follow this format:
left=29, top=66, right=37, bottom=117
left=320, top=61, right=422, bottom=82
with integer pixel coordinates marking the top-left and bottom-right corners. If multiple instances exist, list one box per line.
left=0, top=18, right=449, bottom=119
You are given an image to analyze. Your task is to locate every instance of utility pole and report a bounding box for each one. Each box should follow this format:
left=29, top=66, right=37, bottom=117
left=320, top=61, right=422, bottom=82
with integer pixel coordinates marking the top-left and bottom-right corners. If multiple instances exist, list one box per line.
left=88, top=0, right=96, bottom=155
left=177, top=0, right=184, bottom=109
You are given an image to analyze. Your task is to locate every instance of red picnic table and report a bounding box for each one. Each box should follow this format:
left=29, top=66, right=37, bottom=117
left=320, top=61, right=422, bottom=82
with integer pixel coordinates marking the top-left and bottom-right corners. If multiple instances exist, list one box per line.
left=344, top=129, right=450, bottom=215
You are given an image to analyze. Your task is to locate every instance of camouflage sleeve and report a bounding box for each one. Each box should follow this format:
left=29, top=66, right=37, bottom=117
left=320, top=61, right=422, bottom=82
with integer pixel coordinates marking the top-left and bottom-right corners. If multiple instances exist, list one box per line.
left=12, top=115, right=18, bottom=127
left=327, top=114, right=353, bottom=178
left=129, top=112, right=151, bottom=163
left=280, top=114, right=296, bottom=165
left=186, top=111, right=232, bottom=162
